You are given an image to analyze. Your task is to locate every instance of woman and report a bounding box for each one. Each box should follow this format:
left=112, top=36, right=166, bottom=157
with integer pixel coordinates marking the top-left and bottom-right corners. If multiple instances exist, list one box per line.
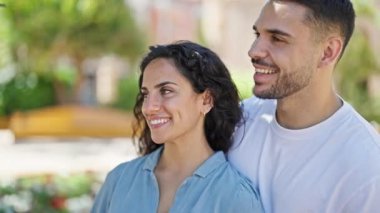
left=92, top=41, right=263, bottom=213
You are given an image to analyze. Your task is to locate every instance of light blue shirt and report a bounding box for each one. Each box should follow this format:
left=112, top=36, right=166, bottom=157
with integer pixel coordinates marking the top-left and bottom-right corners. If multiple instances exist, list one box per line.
left=92, top=147, right=263, bottom=213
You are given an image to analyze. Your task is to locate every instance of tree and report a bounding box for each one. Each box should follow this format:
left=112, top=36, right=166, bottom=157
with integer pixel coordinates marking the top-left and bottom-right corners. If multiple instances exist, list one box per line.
left=1, top=0, right=145, bottom=104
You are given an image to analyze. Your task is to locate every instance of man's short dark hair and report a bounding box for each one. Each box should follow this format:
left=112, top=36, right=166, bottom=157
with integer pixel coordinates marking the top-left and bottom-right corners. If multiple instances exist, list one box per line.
left=274, top=0, right=356, bottom=57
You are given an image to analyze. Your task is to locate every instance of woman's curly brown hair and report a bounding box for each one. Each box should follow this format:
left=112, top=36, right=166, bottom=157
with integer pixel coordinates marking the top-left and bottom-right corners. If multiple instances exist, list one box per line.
left=133, top=41, right=242, bottom=155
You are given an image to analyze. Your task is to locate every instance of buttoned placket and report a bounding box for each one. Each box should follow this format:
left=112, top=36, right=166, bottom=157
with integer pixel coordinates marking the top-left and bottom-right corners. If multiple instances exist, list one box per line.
left=168, top=176, right=194, bottom=212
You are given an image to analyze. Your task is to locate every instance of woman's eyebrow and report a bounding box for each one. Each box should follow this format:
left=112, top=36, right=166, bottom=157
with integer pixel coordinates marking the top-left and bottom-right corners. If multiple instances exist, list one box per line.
left=154, top=81, right=178, bottom=89
left=141, top=81, right=178, bottom=90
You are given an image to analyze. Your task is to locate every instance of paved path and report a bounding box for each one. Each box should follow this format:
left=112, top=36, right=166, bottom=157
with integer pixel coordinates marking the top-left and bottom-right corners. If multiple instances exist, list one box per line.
left=0, top=132, right=138, bottom=178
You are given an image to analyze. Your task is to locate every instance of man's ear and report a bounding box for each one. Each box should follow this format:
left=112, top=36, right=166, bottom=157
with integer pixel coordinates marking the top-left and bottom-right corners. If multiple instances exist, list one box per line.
left=201, top=89, right=214, bottom=115
left=318, top=36, right=343, bottom=68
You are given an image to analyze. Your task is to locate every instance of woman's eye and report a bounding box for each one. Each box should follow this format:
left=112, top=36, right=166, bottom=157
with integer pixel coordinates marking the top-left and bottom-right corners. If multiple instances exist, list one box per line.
left=161, top=89, right=171, bottom=95
left=141, top=92, right=148, bottom=99
left=160, top=87, right=175, bottom=96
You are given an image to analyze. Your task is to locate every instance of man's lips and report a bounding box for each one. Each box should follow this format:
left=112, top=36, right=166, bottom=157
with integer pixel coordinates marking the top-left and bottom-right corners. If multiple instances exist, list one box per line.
left=253, top=65, right=279, bottom=84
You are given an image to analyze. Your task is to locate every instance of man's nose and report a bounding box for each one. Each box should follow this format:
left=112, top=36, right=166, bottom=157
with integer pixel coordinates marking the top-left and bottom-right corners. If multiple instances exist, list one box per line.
left=248, top=38, right=268, bottom=61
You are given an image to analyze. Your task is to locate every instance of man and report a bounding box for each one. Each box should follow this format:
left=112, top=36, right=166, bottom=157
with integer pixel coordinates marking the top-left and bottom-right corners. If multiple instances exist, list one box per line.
left=228, top=0, right=380, bottom=212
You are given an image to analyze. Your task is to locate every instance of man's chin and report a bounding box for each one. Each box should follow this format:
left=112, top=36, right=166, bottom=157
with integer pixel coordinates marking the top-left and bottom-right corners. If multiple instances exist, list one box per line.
left=254, top=95, right=276, bottom=100
left=253, top=89, right=276, bottom=99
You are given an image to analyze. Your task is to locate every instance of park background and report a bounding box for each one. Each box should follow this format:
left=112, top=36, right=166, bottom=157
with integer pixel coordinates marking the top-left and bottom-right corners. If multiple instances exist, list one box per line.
left=1, top=0, right=380, bottom=212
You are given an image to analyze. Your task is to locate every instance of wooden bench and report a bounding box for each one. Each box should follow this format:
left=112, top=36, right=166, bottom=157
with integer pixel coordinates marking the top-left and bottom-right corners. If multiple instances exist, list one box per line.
left=8, top=106, right=136, bottom=138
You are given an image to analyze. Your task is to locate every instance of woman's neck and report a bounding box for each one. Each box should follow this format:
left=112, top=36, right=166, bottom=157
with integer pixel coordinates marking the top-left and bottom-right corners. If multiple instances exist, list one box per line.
left=154, top=137, right=214, bottom=213
left=156, top=137, right=214, bottom=176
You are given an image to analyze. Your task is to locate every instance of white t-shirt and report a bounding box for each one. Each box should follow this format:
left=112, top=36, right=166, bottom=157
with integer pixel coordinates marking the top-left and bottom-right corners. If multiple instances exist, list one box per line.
left=228, top=96, right=380, bottom=213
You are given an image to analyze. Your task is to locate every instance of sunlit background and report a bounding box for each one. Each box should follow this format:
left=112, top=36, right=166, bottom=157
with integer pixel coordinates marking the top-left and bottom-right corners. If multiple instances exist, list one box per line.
left=0, top=0, right=379, bottom=212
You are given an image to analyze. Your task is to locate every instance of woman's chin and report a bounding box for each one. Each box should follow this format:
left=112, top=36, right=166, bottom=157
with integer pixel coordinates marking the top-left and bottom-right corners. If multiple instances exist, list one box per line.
left=151, top=137, right=166, bottom=145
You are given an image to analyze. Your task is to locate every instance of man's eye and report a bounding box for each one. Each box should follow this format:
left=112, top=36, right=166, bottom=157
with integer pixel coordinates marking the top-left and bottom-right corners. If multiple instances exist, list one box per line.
left=272, top=36, right=284, bottom=43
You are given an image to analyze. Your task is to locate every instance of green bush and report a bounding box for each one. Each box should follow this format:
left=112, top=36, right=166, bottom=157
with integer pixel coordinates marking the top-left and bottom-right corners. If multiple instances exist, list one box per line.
left=0, top=85, right=6, bottom=116
left=2, top=72, right=56, bottom=115
left=112, top=75, right=139, bottom=111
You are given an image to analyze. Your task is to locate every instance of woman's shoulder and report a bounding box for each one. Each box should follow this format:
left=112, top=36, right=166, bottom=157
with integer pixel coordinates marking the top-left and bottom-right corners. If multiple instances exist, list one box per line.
left=91, top=153, right=155, bottom=212
left=106, top=153, right=150, bottom=181
left=212, top=161, right=263, bottom=211
left=223, top=163, right=259, bottom=195
left=205, top=153, right=260, bottom=200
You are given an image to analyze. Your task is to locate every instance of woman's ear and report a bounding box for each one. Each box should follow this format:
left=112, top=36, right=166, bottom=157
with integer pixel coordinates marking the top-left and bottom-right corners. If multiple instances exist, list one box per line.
left=201, top=89, right=214, bottom=115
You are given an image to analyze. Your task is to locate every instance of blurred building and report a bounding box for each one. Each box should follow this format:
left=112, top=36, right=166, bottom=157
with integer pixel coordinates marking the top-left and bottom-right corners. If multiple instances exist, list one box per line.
left=75, top=0, right=265, bottom=106
left=127, top=0, right=264, bottom=72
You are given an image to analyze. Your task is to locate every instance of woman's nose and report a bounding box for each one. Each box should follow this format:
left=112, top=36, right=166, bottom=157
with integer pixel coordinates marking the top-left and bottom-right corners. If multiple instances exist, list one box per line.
left=142, top=94, right=161, bottom=115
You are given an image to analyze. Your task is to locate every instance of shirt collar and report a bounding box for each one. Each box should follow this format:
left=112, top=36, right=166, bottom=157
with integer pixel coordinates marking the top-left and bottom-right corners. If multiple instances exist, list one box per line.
left=142, top=146, right=163, bottom=172
left=142, top=147, right=227, bottom=178
left=193, top=151, right=226, bottom=178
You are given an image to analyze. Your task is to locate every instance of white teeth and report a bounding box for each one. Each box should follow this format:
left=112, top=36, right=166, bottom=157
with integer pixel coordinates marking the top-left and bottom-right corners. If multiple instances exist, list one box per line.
left=150, top=119, right=169, bottom=125
left=255, top=68, right=276, bottom=74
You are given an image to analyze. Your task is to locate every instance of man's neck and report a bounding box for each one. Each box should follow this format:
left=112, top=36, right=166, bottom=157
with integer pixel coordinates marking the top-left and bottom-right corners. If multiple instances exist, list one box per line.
left=275, top=88, right=342, bottom=129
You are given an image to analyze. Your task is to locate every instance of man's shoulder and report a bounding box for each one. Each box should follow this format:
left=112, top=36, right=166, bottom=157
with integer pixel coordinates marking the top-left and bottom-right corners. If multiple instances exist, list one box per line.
left=341, top=102, right=380, bottom=146
left=241, top=96, right=276, bottom=108
left=330, top=102, right=380, bottom=175
left=241, top=96, right=276, bottom=118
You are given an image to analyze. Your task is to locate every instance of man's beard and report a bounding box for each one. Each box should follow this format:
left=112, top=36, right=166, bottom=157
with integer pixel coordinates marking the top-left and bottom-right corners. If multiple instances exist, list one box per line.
left=253, top=66, right=313, bottom=99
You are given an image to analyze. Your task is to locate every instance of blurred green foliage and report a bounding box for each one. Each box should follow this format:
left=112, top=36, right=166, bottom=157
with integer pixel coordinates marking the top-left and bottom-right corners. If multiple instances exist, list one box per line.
left=1, top=72, right=56, bottom=115
left=0, top=86, right=5, bottom=116
left=53, top=64, right=78, bottom=89
left=0, top=0, right=146, bottom=114
left=231, top=70, right=253, bottom=100
left=113, top=75, right=139, bottom=111
left=0, top=66, right=57, bottom=116
left=2, top=0, right=145, bottom=63
left=336, top=0, right=380, bottom=122
left=337, top=30, right=380, bottom=122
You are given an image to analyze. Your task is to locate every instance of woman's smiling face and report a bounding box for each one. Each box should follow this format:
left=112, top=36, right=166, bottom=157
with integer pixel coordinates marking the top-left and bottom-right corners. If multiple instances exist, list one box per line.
left=141, top=58, right=207, bottom=145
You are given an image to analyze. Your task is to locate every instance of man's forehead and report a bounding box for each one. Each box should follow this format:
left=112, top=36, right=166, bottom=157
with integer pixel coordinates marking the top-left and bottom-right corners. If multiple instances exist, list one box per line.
left=255, top=1, right=309, bottom=31
left=262, top=1, right=308, bottom=22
